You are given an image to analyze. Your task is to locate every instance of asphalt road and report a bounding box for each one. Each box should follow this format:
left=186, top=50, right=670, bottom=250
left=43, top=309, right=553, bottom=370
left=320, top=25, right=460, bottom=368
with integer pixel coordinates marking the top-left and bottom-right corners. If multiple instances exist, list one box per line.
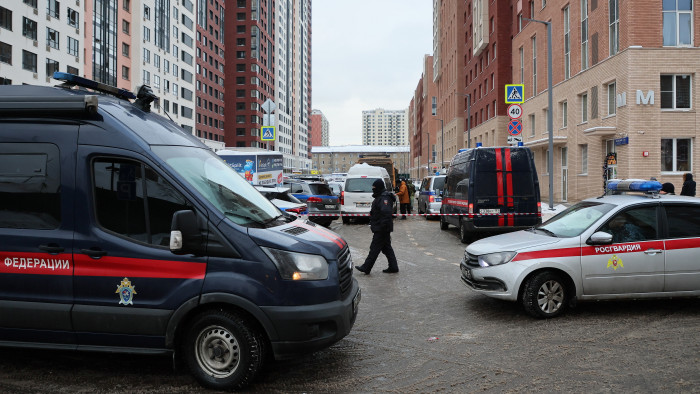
left=1, top=216, right=699, bottom=393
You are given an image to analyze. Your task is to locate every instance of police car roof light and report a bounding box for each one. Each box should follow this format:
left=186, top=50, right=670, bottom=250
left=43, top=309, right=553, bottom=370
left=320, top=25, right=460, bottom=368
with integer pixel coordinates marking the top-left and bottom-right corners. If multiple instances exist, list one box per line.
left=53, top=72, right=137, bottom=100
left=606, top=179, right=662, bottom=193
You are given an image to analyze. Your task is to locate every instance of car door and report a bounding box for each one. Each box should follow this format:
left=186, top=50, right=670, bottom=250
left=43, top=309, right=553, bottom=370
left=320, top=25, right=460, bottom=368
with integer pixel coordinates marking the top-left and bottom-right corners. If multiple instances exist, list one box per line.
left=72, top=146, right=206, bottom=349
left=581, top=204, right=664, bottom=295
left=0, top=125, right=77, bottom=342
left=660, top=203, right=700, bottom=292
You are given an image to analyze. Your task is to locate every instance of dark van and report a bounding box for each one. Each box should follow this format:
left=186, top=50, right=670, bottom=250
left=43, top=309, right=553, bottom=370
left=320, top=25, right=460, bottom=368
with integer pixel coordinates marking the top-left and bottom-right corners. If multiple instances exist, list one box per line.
left=0, top=74, right=360, bottom=391
left=440, top=146, right=541, bottom=242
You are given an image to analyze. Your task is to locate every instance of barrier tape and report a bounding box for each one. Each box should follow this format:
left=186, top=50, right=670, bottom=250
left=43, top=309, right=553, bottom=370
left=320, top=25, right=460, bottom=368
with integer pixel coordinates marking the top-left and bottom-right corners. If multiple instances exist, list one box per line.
left=300, top=212, right=541, bottom=217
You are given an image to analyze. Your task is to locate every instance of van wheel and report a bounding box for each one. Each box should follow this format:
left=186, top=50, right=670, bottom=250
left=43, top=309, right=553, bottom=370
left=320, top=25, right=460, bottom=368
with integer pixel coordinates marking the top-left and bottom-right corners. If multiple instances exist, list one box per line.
left=440, top=213, right=449, bottom=230
left=183, top=310, right=263, bottom=391
left=459, top=219, right=471, bottom=243
left=522, top=271, right=568, bottom=318
left=342, top=217, right=350, bottom=224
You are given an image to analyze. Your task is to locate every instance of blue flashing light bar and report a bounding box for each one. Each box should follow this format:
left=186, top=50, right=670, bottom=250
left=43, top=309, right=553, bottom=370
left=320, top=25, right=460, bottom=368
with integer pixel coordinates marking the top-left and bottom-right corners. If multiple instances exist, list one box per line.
left=53, top=72, right=136, bottom=100
left=476, top=142, right=482, bottom=147
left=607, top=179, right=662, bottom=192
left=458, top=148, right=467, bottom=153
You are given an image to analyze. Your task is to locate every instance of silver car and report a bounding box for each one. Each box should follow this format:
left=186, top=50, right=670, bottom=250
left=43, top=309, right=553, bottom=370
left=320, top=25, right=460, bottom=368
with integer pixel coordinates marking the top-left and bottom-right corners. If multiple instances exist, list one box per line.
left=460, top=180, right=700, bottom=318
left=417, top=175, right=445, bottom=219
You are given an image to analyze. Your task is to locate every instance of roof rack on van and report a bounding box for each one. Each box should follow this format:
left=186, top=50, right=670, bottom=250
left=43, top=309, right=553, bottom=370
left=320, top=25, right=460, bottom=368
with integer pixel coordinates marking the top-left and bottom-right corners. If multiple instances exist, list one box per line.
left=54, top=72, right=136, bottom=100
left=0, top=92, right=99, bottom=114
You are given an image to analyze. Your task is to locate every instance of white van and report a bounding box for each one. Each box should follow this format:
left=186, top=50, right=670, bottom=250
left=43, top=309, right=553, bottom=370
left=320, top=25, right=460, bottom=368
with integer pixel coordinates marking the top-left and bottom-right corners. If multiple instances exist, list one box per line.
left=341, top=164, right=395, bottom=224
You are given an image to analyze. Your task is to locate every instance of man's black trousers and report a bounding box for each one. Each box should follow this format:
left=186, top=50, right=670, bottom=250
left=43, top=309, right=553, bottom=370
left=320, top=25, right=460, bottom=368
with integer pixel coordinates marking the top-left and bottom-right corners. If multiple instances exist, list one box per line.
left=361, top=231, right=399, bottom=272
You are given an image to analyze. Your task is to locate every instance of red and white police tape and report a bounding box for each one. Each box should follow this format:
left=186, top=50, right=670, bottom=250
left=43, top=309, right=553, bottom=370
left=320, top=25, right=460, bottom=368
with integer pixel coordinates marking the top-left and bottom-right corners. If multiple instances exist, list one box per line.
left=300, top=212, right=540, bottom=217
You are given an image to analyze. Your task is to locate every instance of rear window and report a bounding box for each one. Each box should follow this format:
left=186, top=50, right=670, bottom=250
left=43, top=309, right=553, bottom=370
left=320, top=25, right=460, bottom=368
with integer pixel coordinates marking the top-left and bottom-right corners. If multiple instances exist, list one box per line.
left=345, top=178, right=379, bottom=193
left=474, top=149, right=536, bottom=197
left=309, top=184, right=333, bottom=195
left=432, top=176, right=445, bottom=191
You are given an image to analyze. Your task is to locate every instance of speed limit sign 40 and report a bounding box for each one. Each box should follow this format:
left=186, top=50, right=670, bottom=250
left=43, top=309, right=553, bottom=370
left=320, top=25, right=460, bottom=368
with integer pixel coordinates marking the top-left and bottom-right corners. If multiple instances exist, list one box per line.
left=507, top=104, right=523, bottom=120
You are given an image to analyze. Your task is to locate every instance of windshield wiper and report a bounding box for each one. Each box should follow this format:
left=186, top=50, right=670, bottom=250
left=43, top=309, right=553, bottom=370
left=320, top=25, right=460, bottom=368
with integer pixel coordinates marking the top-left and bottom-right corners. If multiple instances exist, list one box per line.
left=224, top=210, right=262, bottom=224
left=536, top=228, right=558, bottom=237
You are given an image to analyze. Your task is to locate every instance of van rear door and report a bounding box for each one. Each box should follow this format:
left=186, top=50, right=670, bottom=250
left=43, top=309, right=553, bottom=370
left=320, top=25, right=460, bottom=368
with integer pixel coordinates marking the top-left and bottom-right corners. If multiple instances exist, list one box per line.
left=472, top=148, right=540, bottom=228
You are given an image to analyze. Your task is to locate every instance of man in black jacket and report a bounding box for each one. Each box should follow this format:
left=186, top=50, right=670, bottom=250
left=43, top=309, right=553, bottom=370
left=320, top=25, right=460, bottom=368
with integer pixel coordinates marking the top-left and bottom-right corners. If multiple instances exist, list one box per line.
left=355, top=179, right=399, bottom=274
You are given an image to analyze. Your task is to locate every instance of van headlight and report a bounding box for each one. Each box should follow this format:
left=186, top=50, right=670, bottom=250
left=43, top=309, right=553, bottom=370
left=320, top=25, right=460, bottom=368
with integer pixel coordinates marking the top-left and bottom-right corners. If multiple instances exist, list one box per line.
left=261, top=247, right=329, bottom=280
left=478, top=252, right=516, bottom=267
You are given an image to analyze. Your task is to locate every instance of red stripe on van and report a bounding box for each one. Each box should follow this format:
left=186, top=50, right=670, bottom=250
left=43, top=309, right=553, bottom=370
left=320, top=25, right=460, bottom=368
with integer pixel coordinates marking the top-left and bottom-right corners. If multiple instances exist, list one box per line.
left=74, top=255, right=206, bottom=279
left=296, top=221, right=345, bottom=248
left=495, top=148, right=505, bottom=226
left=505, top=148, right=514, bottom=226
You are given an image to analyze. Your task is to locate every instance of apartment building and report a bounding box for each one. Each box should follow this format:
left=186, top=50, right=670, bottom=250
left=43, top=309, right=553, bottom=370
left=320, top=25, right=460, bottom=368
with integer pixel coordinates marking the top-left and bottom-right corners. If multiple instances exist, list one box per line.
left=362, top=108, right=409, bottom=146
left=310, top=109, right=329, bottom=148
left=0, top=0, right=84, bottom=86
left=311, top=145, right=411, bottom=176
left=195, top=0, right=225, bottom=150
left=408, top=55, right=440, bottom=179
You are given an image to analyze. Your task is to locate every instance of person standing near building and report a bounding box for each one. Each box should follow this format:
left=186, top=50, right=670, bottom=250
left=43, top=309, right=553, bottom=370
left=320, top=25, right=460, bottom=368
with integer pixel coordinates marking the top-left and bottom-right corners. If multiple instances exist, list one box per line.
left=681, top=173, right=696, bottom=196
left=355, top=179, right=399, bottom=274
left=396, top=179, right=410, bottom=219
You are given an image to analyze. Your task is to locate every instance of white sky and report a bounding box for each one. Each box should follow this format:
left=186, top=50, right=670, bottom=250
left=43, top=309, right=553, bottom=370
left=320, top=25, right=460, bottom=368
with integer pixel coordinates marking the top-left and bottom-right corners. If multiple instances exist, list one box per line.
left=311, top=1, right=434, bottom=146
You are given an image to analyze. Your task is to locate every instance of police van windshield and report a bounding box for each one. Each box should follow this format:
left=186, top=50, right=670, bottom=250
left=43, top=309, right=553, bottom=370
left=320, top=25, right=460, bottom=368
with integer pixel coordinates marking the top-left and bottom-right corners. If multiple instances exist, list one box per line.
left=152, top=146, right=281, bottom=226
left=535, top=201, right=615, bottom=237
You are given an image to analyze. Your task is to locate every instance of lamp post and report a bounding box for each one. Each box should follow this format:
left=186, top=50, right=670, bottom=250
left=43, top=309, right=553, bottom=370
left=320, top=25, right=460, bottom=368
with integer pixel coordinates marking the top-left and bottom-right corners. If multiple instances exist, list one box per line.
left=523, top=17, right=554, bottom=211
left=439, top=118, right=444, bottom=171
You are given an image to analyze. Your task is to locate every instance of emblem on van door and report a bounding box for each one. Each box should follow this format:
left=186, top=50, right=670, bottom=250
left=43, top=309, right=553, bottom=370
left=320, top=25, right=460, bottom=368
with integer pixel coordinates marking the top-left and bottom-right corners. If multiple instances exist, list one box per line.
left=116, top=278, right=137, bottom=305
left=607, top=255, right=624, bottom=271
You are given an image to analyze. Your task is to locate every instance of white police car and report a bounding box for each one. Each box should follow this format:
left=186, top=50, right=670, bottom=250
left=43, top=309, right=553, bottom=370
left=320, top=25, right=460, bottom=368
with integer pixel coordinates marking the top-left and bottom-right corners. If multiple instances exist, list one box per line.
left=461, top=179, right=700, bottom=318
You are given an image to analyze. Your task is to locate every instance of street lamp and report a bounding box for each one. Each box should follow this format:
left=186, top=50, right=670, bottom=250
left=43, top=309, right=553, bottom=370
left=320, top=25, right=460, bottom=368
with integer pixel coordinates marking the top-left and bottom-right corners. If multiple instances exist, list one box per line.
left=523, top=17, right=554, bottom=211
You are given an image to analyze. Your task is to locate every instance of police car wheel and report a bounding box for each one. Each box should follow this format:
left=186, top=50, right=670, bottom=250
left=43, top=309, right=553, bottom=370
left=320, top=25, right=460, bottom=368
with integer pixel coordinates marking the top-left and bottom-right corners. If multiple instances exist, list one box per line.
left=522, top=271, right=568, bottom=318
left=184, top=310, right=263, bottom=390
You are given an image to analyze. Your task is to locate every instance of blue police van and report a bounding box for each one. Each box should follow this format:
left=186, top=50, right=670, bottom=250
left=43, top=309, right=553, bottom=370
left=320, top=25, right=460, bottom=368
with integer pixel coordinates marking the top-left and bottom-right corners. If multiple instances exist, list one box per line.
left=0, top=74, right=360, bottom=391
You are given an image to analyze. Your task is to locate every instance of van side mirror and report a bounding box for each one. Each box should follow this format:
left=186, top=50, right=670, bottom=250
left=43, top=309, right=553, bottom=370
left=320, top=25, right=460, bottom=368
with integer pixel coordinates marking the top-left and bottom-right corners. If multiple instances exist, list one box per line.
left=170, top=210, right=204, bottom=255
left=586, top=231, right=613, bottom=245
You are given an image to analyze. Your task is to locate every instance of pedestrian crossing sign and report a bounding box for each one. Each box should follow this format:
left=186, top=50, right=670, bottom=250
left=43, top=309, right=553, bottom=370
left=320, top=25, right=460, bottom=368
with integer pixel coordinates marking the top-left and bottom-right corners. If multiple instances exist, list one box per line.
left=261, top=126, right=275, bottom=141
left=505, top=84, right=525, bottom=104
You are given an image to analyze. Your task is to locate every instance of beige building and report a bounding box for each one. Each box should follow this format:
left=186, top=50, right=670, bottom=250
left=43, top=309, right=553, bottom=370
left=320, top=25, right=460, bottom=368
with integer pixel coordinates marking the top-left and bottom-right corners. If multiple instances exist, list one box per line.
left=311, top=145, right=410, bottom=176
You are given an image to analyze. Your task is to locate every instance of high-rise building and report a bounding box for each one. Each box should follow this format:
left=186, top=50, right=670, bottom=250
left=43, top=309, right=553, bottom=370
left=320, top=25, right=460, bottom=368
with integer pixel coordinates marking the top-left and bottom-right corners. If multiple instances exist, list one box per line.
left=0, top=1, right=85, bottom=86
left=310, top=109, right=329, bottom=148
left=362, top=108, right=408, bottom=146
left=195, top=0, right=226, bottom=150
left=408, top=55, right=439, bottom=179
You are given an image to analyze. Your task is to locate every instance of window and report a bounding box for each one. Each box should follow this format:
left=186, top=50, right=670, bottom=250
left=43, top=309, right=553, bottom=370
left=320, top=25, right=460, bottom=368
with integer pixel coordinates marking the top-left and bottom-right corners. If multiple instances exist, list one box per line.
left=661, top=138, right=691, bottom=172
left=144, top=5, right=150, bottom=20
left=122, top=65, right=129, bottom=80
left=122, top=0, right=130, bottom=11
left=24, top=0, right=38, bottom=8
left=143, top=48, right=150, bottom=63
left=599, top=206, right=658, bottom=244
left=143, top=26, right=150, bottom=42
left=122, top=19, right=130, bottom=34
left=519, top=47, right=524, bottom=84
left=609, top=0, right=619, bottom=55
left=153, top=74, right=160, bottom=89
left=23, top=17, right=37, bottom=40
left=66, top=65, right=78, bottom=75
left=93, top=159, right=191, bottom=246
left=47, top=28, right=59, bottom=49
left=580, top=144, right=588, bottom=174
left=581, top=0, right=589, bottom=70
left=67, top=36, right=78, bottom=57
left=22, top=50, right=37, bottom=72
left=122, top=42, right=130, bottom=57
left=581, top=93, right=588, bottom=122
left=154, top=54, right=160, bottom=69
left=532, top=36, right=537, bottom=94
left=661, top=74, right=691, bottom=109
left=0, top=41, right=10, bottom=65
left=607, top=82, right=616, bottom=115
left=561, top=101, right=568, bottom=128
left=665, top=205, right=700, bottom=238
left=143, top=70, right=150, bottom=85
left=0, top=144, right=61, bottom=229
left=45, top=58, right=59, bottom=77
left=47, top=0, right=59, bottom=18
left=563, top=6, right=570, bottom=79
left=663, top=0, right=693, bottom=46
left=529, top=114, right=536, bottom=137
left=67, top=8, right=79, bottom=28
left=0, top=6, right=11, bottom=31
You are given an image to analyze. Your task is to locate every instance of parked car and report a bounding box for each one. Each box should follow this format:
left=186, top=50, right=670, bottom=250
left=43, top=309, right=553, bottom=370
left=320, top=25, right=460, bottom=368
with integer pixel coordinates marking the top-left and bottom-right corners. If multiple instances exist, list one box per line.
left=460, top=179, right=700, bottom=318
left=442, top=146, right=542, bottom=243
left=283, top=180, right=340, bottom=227
left=254, top=185, right=307, bottom=215
left=0, top=73, right=360, bottom=391
left=417, top=175, right=446, bottom=219
left=341, top=164, right=396, bottom=224
left=328, top=181, right=344, bottom=197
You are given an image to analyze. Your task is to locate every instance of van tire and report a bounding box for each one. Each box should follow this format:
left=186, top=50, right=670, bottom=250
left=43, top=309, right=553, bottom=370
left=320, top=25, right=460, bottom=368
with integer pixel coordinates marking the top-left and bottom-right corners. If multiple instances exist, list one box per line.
left=459, top=219, right=471, bottom=243
left=440, top=214, right=449, bottom=230
left=183, top=310, right=263, bottom=391
left=522, top=271, right=568, bottom=318
left=342, top=216, right=350, bottom=224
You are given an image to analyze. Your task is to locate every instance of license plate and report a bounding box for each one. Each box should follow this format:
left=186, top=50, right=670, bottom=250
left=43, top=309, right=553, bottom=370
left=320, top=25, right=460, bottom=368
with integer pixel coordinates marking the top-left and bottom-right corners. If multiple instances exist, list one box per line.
left=325, top=204, right=337, bottom=209
left=480, top=209, right=500, bottom=214
left=356, top=202, right=371, bottom=208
